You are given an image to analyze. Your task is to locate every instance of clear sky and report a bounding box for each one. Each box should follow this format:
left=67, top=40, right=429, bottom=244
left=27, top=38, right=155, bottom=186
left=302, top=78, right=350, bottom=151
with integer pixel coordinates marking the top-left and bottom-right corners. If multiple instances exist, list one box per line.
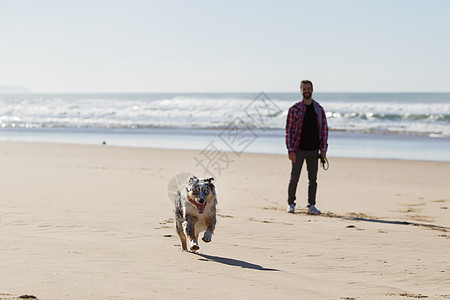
left=1, top=0, right=449, bottom=93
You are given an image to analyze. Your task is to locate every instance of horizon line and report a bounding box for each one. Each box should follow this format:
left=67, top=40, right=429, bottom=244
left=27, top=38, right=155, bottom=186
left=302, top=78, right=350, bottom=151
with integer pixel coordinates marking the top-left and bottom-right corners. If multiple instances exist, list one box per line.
left=1, top=90, right=450, bottom=94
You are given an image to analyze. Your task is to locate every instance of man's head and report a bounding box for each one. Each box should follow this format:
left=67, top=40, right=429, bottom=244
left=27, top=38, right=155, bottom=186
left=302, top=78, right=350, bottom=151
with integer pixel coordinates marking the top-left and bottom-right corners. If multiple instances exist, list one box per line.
left=300, top=80, right=313, bottom=100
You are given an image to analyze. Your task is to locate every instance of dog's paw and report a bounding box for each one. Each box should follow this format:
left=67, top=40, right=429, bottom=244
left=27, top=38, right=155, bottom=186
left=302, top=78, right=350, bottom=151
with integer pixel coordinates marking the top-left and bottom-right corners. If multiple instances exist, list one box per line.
left=202, top=230, right=212, bottom=243
left=189, top=241, right=200, bottom=252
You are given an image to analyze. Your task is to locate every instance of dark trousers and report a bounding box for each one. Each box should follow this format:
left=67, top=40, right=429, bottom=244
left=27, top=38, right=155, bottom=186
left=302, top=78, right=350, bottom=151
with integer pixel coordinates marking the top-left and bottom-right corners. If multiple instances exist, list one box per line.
left=288, top=150, right=319, bottom=207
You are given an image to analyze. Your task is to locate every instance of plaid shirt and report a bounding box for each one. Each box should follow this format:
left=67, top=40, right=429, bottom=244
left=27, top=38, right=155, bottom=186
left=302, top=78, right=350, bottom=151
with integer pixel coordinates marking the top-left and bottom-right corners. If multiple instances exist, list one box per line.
left=285, top=99, right=328, bottom=153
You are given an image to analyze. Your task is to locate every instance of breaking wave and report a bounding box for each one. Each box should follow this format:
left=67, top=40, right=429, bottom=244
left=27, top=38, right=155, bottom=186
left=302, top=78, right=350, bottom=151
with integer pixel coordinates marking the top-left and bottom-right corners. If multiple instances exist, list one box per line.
left=0, top=92, right=449, bottom=137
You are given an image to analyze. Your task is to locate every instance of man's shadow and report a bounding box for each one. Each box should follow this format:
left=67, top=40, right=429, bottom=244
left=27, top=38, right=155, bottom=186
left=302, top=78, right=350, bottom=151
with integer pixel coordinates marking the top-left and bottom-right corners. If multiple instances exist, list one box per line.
left=195, top=253, right=280, bottom=272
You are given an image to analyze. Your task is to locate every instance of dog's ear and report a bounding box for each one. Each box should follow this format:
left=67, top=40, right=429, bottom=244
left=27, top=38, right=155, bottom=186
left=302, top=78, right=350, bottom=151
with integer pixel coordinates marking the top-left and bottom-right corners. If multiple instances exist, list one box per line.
left=204, top=177, right=214, bottom=184
left=188, top=176, right=198, bottom=184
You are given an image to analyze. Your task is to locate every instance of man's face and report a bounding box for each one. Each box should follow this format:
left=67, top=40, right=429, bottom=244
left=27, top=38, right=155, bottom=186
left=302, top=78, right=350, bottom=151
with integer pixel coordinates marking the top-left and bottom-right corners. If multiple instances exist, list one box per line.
left=300, top=83, right=313, bottom=100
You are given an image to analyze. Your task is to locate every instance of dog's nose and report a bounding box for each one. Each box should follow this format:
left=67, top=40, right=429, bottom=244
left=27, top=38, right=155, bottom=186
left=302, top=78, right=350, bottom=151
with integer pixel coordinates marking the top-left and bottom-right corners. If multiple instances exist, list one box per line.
left=199, top=198, right=205, bottom=204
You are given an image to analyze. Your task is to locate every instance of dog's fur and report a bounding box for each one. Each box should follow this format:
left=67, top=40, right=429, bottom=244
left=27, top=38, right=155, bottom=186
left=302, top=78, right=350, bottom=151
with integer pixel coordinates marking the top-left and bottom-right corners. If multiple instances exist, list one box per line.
left=174, top=176, right=217, bottom=252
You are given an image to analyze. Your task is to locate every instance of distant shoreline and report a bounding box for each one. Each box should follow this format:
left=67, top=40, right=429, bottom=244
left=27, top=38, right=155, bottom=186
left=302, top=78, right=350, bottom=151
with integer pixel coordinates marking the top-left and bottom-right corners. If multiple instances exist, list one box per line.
left=0, top=85, right=33, bottom=93
left=1, top=91, right=450, bottom=94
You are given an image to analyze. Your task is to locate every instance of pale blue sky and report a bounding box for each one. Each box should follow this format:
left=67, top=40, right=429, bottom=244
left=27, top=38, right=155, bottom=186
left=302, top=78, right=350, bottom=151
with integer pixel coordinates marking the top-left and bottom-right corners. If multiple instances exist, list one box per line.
left=1, top=0, right=449, bottom=93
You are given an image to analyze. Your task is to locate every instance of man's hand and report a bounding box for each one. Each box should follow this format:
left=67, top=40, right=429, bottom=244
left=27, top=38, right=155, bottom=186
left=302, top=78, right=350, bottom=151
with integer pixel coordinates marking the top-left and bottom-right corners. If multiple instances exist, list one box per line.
left=288, top=152, right=296, bottom=163
left=320, top=151, right=327, bottom=158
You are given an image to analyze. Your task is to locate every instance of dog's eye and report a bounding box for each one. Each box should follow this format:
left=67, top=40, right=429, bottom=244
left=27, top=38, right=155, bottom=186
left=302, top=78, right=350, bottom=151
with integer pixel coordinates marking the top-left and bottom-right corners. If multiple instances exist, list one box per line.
left=192, top=186, right=200, bottom=195
left=202, top=187, right=210, bottom=195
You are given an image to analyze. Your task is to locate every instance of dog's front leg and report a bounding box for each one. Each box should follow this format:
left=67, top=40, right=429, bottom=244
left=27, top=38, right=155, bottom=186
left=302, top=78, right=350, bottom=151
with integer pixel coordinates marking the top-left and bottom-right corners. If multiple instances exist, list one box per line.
left=202, top=216, right=216, bottom=243
left=202, top=230, right=212, bottom=243
left=183, top=216, right=199, bottom=252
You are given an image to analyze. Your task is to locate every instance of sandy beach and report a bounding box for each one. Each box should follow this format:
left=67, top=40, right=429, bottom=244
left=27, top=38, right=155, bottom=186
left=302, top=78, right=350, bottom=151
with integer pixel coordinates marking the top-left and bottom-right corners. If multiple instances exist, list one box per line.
left=0, top=142, right=449, bottom=300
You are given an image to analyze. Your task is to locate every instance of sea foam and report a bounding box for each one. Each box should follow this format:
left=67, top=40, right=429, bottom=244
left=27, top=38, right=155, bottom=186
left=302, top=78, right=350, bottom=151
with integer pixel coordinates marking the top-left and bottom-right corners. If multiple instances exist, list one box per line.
left=0, top=93, right=448, bottom=137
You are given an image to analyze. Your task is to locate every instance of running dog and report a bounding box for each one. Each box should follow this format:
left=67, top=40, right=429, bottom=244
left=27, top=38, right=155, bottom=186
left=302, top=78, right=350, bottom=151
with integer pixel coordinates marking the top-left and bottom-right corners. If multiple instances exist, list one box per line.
left=174, top=176, right=217, bottom=252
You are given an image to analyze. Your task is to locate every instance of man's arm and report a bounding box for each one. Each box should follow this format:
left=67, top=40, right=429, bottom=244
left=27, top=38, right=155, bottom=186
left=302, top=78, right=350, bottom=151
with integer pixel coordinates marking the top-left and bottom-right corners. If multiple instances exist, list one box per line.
left=285, top=107, right=296, bottom=153
left=320, top=107, right=328, bottom=156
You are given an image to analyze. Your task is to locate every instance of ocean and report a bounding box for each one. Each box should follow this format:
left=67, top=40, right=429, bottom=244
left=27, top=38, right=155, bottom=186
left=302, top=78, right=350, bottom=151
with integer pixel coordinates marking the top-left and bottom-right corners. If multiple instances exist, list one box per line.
left=0, top=92, right=449, bottom=161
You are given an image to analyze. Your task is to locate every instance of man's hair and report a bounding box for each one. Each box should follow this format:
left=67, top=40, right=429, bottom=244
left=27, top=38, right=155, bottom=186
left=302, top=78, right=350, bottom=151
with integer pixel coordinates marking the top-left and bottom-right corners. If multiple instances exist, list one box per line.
left=300, top=80, right=313, bottom=89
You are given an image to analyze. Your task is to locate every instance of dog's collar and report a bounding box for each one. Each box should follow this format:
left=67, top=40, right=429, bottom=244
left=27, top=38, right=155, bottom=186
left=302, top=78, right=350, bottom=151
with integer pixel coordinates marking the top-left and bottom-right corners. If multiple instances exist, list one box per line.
left=188, top=198, right=206, bottom=214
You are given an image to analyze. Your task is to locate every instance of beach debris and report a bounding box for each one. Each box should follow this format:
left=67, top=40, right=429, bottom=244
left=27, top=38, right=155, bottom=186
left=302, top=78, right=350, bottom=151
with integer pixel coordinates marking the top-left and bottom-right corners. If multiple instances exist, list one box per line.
left=345, top=224, right=365, bottom=231
left=18, top=295, right=38, bottom=299
left=386, top=292, right=428, bottom=298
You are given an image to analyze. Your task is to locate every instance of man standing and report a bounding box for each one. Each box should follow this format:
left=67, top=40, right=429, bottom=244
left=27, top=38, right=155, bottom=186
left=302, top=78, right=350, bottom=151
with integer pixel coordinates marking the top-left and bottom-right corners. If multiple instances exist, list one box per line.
left=285, top=80, right=328, bottom=214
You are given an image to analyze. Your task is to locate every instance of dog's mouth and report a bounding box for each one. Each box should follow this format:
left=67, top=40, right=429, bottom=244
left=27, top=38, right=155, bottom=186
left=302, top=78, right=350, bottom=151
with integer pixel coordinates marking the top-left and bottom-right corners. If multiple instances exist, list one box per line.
left=188, top=199, right=206, bottom=214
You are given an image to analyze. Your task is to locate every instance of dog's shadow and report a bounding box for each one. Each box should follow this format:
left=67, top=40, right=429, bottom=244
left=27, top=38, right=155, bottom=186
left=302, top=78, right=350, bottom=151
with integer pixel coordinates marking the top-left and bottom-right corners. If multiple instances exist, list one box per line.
left=194, top=253, right=280, bottom=272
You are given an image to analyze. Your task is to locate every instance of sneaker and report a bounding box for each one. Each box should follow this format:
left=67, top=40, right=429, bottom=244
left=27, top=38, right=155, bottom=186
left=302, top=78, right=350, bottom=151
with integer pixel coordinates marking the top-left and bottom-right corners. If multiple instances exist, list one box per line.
left=286, top=204, right=295, bottom=213
left=307, top=205, right=321, bottom=215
